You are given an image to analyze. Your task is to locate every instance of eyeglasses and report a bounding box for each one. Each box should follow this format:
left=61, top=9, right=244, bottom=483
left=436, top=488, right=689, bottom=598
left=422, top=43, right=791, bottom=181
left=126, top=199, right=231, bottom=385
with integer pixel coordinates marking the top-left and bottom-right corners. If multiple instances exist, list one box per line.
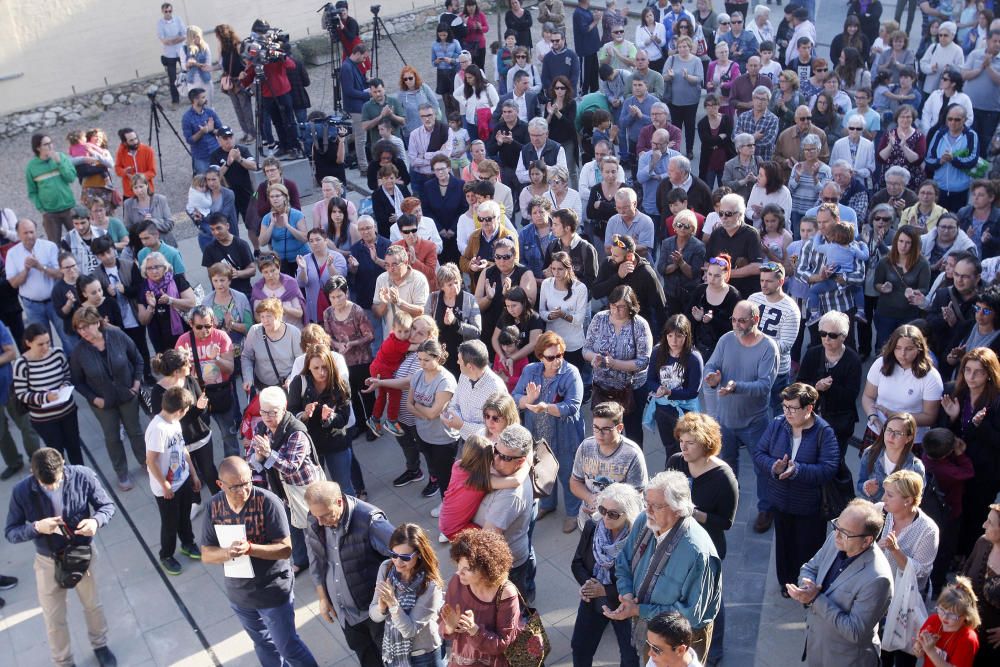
left=224, top=480, right=252, bottom=492
left=260, top=409, right=283, bottom=418
left=821, top=196, right=839, bottom=203
left=847, top=126, right=863, bottom=131
left=818, top=330, right=843, bottom=339
left=645, top=640, right=665, bottom=657
left=419, top=113, right=435, bottom=119
left=718, top=210, right=741, bottom=218
left=596, top=505, right=623, bottom=520
left=947, top=117, right=965, bottom=122
left=550, top=177, right=566, bottom=184
left=515, top=54, right=528, bottom=59
left=147, top=265, right=166, bottom=271
left=885, top=426, right=908, bottom=438
left=400, top=228, right=418, bottom=235
left=938, top=608, right=962, bottom=621
left=493, top=446, right=526, bottom=462
left=830, top=519, right=868, bottom=540
left=673, top=223, right=692, bottom=230
left=782, top=404, right=803, bottom=414
left=192, top=324, right=213, bottom=331
left=732, top=19, right=743, bottom=23
left=494, top=253, right=513, bottom=261
left=542, top=353, right=563, bottom=362
left=730, top=316, right=752, bottom=325
left=975, top=305, right=994, bottom=316
left=761, top=261, right=782, bottom=272
left=60, top=263, right=78, bottom=270
left=593, top=424, right=618, bottom=435
left=644, top=499, right=671, bottom=512
left=390, top=551, right=418, bottom=562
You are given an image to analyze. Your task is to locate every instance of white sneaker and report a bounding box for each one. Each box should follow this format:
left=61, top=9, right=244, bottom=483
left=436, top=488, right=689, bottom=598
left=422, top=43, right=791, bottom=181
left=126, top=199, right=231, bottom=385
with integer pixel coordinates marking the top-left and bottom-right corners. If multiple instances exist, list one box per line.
left=430, top=504, right=441, bottom=518
left=438, top=532, right=449, bottom=544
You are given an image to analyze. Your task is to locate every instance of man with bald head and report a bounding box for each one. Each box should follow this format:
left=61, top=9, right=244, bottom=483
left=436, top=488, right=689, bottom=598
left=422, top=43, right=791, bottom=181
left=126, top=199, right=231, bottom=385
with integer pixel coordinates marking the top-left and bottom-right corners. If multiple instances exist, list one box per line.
left=305, top=480, right=394, bottom=667
left=774, top=105, right=830, bottom=180
left=804, top=180, right=860, bottom=225
left=627, top=50, right=665, bottom=99
left=201, top=457, right=320, bottom=667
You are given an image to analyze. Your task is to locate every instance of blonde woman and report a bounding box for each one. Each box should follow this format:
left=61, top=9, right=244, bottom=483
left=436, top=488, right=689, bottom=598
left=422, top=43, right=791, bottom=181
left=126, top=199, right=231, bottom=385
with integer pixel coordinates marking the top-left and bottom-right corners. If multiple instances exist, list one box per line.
left=184, top=25, right=214, bottom=106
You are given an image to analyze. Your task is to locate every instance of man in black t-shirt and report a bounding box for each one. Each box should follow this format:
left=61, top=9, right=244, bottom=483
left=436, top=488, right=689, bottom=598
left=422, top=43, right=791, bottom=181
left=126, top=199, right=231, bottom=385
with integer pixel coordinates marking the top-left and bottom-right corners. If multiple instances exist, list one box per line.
left=201, top=214, right=256, bottom=297
left=705, top=193, right=764, bottom=298
left=200, top=457, right=319, bottom=667
left=210, top=127, right=257, bottom=225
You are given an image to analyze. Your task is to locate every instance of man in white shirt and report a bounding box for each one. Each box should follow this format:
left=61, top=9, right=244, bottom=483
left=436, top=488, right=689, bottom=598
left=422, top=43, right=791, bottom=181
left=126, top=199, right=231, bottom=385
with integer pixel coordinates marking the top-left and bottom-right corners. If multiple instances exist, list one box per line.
left=5, top=219, right=67, bottom=347
left=440, top=340, right=509, bottom=441
left=156, top=3, right=187, bottom=106
left=747, top=262, right=801, bottom=416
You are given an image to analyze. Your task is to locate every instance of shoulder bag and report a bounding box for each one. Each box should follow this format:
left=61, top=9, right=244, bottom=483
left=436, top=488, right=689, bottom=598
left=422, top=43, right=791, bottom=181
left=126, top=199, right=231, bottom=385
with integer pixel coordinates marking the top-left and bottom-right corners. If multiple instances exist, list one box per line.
left=188, top=332, right=234, bottom=414
left=530, top=437, right=558, bottom=499
left=662, top=56, right=675, bottom=104
left=496, top=582, right=551, bottom=667
left=31, top=492, right=92, bottom=589
left=820, top=460, right=856, bottom=520
left=255, top=327, right=289, bottom=392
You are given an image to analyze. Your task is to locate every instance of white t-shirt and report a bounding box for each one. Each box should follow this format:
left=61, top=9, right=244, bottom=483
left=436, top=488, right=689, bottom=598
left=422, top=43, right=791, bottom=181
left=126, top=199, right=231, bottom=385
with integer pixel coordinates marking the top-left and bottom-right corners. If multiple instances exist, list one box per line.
left=866, top=357, right=943, bottom=442
left=145, top=414, right=190, bottom=497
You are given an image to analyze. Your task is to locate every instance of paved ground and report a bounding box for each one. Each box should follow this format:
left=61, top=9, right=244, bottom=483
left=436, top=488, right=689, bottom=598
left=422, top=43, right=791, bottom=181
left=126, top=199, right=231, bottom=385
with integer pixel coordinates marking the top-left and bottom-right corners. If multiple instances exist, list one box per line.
left=0, top=1, right=907, bottom=665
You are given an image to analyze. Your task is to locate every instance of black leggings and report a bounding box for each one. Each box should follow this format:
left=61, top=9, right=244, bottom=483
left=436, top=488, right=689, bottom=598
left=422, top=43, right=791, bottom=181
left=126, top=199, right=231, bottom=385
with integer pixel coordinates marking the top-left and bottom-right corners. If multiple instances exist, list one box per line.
left=418, top=439, right=458, bottom=500
left=348, top=363, right=375, bottom=426
left=31, top=412, right=84, bottom=466
left=668, top=103, right=699, bottom=156
left=188, top=441, right=219, bottom=503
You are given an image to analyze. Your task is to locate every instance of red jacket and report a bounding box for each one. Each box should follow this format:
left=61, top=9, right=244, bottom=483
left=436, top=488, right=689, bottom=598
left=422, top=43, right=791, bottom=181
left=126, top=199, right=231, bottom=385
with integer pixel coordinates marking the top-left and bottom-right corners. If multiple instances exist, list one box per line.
left=114, top=143, right=157, bottom=197
left=241, top=58, right=294, bottom=98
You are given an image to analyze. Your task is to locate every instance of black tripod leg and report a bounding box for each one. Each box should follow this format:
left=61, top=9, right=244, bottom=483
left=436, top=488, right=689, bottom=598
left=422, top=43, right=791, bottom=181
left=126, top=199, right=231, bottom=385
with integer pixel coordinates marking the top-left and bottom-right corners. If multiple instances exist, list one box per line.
left=154, top=102, right=191, bottom=156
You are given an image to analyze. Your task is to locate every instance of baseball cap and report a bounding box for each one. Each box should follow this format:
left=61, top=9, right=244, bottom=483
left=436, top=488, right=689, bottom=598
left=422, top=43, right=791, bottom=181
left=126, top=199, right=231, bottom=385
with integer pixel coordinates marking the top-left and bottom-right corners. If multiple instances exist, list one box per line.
left=216, top=125, right=234, bottom=137
left=71, top=204, right=91, bottom=218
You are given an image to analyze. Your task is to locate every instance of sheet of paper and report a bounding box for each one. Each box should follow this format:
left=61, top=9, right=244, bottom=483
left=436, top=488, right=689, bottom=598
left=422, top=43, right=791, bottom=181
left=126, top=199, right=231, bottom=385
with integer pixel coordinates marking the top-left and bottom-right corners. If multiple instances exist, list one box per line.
left=40, top=385, right=75, bottom=408
left=214, top=524, right=254, bottom=578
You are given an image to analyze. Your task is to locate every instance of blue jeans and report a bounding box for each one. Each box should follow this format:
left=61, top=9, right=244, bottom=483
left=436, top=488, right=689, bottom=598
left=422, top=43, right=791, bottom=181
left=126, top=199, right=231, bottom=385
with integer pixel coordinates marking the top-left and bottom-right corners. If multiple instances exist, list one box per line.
left=571, top=599, right=639, bottom=667
left=21, top=298, right=72, bottom=353
left=539, top=435, right=582, bottom=518
left=769, top=372, right=790, bottom=419
left=211, top=394, right=242, bottom=458
left=874, top=313, right=910, bottom=351
left=229, top=597, right=318, bottom=667
left=409, top=650, right=445, bottom=667
left=365, top=310, right=384, bottom=356
left=720, top=414, right=770, bottom=511
left=192, top=155, right=212, bottom=175
left=320, top=448, right=356, bottom=496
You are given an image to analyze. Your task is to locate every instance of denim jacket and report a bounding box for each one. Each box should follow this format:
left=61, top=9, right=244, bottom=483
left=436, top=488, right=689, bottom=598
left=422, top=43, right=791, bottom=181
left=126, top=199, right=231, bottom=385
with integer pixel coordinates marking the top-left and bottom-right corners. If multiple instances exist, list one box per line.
left=512, top=360, right=585, bottom=452
left=856, top=447, right=927, bottom=502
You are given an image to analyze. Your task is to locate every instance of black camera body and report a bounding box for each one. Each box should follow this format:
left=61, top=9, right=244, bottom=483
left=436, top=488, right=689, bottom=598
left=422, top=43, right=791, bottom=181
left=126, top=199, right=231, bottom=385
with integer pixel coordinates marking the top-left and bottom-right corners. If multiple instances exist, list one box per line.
left=242, top=25, right=290, bottom=66
left=322, top=4, right=343, bottom=32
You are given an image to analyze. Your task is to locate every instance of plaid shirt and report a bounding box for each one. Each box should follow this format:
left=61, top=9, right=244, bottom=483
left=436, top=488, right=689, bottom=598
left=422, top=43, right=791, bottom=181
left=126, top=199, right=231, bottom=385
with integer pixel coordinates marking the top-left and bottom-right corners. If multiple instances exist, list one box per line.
left=734, top=110, right=780, bottom=161
left=794, top=238, right=866, bottom=314
left=249, top=429, right=322, bottom=487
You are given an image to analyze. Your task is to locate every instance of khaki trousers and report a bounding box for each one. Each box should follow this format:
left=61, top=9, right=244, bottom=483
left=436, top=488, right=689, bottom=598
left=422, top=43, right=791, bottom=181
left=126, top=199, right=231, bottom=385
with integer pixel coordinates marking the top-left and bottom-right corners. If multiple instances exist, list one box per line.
left=34, top=550, right=108, bottom=666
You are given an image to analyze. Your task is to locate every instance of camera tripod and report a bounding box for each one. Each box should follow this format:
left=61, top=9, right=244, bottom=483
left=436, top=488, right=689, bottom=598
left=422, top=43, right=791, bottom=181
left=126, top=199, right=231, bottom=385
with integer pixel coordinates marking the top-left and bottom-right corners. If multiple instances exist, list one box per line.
left=369, top=9, right=406, bottom=78
left=147, top=91, right=189, bottom=181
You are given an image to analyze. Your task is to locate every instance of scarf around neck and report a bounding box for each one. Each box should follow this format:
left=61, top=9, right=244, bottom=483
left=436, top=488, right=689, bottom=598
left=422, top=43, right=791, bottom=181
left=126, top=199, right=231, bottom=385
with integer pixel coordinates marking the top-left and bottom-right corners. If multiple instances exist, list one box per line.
left=147, top=270, right=184, bottom=335
left=381, top=568, right=427, bottom=666
left=592, top=520, right=629, bottom=585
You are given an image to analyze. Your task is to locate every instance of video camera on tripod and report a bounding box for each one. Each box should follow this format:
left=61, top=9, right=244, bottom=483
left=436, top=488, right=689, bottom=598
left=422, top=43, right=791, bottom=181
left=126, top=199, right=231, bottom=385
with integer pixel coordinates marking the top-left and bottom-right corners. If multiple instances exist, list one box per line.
left=321, top=3, right=343, bottom=32
left=241, top=20, right=290, bottom=68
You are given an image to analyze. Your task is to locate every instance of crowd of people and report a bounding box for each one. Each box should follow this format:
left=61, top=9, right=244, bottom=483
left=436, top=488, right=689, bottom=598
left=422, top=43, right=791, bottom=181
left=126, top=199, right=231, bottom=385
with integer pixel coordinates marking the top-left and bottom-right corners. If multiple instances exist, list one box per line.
left=3, top=0, right=1000, bottom=666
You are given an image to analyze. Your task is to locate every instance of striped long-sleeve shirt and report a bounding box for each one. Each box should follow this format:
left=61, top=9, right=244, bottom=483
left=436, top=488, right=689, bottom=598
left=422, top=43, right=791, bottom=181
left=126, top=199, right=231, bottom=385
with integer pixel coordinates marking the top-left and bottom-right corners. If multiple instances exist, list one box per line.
left=747, top=292, right=801, bottom=376
left=454, top=368, right=509, bottom=441
left=12, top=350, right=75, bottom=422
left=794, top=238, right=866, bottom=315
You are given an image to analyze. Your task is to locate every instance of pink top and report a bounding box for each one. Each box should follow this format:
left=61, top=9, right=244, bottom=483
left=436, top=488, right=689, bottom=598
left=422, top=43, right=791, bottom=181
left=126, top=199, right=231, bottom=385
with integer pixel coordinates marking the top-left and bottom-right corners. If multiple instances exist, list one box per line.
left=492, top=355, right=528, bottom=393
left=438, top=462, right=486, bottom=539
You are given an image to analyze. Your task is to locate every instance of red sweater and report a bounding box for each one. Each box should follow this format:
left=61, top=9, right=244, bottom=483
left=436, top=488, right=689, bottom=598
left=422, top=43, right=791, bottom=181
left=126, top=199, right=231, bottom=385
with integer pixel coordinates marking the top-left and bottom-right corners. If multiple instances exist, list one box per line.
left=917, top=615, right=979, bottom=667
left=241, top=58, right=294, bottom=97
left=114, top=144, right=157, bottom=197
left=370, top=332, right=410, bottom=375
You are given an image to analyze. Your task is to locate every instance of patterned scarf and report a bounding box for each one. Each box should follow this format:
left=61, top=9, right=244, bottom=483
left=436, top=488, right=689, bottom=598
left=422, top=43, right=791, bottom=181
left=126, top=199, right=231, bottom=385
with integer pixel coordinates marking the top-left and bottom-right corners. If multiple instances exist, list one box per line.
left=591, top=520, right=629, bottom=585
left=147, top=269, right=184, bottom=335
left=381, top=568, right=426, bottom=666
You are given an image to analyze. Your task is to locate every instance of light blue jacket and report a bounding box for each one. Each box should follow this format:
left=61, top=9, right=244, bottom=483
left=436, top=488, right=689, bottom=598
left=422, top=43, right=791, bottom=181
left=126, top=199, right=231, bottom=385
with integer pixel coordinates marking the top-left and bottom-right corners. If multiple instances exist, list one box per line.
left=856, top=447, right=926, bottom=502
left=512, top=360, right=584, bottom=453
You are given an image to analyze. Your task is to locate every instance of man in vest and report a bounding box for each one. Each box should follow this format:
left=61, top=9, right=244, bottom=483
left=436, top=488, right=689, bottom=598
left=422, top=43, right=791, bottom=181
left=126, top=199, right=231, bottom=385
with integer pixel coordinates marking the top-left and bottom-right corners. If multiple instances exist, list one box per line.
left=305, top=480, right=394, bottom=667
left=515, top=117, right=567, bottom=184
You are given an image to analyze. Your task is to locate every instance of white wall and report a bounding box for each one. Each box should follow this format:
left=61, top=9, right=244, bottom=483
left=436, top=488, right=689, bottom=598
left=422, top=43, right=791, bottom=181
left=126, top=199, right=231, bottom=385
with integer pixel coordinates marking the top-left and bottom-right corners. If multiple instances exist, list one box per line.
left=0, top=0, right=430, bottom=114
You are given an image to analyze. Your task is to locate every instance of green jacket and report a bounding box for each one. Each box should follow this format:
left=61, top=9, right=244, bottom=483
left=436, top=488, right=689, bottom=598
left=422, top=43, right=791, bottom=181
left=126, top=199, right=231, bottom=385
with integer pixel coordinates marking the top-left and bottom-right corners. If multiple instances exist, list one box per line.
left=25, top=154, right=77, bottom=213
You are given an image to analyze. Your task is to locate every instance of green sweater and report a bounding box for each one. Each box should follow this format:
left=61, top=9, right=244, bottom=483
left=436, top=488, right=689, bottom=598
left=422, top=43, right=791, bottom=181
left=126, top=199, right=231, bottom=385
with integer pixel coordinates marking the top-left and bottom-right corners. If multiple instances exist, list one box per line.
left=25, top=154, right=77, bottom=213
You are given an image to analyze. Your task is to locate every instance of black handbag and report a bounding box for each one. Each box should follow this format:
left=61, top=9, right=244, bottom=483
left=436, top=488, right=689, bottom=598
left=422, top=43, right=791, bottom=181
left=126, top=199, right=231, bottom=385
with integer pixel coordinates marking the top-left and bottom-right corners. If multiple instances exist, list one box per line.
left=54, top=544, right=93, bottom=589
left=821, top=460, right=856, bottom=521
left=188, top=332, right=234, bottom=414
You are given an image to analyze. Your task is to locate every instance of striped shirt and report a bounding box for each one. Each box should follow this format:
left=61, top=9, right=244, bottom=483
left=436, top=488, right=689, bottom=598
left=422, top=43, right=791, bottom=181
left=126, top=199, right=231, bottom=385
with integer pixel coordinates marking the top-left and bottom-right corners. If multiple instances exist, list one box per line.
left=454, top=368, right=509, bottom=441
left=12, top=350, right=75, bottom=422
left=394, top=353, right=421, bottom=427
left=747, top=292, right=801, bottom=376
left=794, top=238, right=866, bottom=315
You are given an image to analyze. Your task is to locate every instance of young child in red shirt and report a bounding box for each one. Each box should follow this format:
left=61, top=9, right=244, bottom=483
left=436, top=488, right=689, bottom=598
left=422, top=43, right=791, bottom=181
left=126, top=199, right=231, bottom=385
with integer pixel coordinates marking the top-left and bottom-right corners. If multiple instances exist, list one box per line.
left=366, top=311, right=414, bottom=437
left=913, top=577, right=980, bottom=667
left=492, top=326, right=528, bottom=393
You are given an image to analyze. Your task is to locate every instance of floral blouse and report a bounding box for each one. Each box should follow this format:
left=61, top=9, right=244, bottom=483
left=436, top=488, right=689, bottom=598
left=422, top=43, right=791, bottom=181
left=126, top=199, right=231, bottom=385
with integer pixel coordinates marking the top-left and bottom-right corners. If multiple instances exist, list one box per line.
left=583, top=311, right=653, bottom=390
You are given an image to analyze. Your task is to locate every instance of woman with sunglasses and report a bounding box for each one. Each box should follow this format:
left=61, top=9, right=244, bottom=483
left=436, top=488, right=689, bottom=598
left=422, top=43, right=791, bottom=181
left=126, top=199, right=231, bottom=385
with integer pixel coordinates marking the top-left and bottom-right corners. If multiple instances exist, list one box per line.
left=137, top=251, right=196, bottom=353
left=945, top=287, right=1000, bottom=377
left=514, top=332, right=584, bottom=533
left=369, top=523, right=446, bottom=667
left=398, top=66, right=442, bottom=138
left=831, top=114, right=877, bottom=183
left=797, top=311, right=862, bottom=456
left=570, top=483, right=644, bottom=667
left=546, top=165, right=583, bottom=219
left=545, top=76, right=578, bottom=181
left=686, top=254, right=742, bottom=361
left=770, top=70, right=802, bottom=133
left=658, top=211, right=706, bottom=318
left=477, top=393, right=520, bottom=444
left=942, top=347, right=1000, bottom=557
left=800, top=58, right=831, bottom=101
left=407, top=339, right=460, bottom=501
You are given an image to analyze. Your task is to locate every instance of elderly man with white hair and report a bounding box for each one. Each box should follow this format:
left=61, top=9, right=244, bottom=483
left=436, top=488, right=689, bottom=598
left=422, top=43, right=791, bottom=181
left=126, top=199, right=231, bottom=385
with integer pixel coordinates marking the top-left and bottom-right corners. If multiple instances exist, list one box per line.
left=830, top=115, right=876, bottom=182
left=604, top=188, right=656, bottom=257
left=515, top=117, right=567, bottom=184
left=748, top=5, right=774, bottom=46
left=828, top=163, right=870, bottom=223
left=637, top=129, right=681, bottom=217
left=869, top=165, right=918, bottom=212
left=733, top=85, right=780, bottom=161
left=604, top=470, right=721, bottom=663
left=919, top=22, right=965, bottom=95
left=655, top=155, right=714, bottom=220
left=704, top=192, right=765, bottom=297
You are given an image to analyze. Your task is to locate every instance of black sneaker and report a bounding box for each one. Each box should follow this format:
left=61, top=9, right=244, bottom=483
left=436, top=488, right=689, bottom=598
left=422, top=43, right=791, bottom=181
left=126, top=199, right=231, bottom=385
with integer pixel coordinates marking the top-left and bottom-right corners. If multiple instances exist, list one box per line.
left=393, top=469, right=425, bottom=487
left=160, top=556, right=182, bottom=575
left=420, top=480, right=439, bottom=498
left=180, top=543, right=201, bottom=560
left=94, top=646, right=118, bottom=667
left=0, top=574, right=17, bottom=590
left=0, top=460, right=24, bottom=480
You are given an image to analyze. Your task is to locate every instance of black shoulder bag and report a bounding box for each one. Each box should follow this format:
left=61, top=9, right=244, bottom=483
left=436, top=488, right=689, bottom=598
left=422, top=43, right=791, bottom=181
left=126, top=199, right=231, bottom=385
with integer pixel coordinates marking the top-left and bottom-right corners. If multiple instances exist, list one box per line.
left=188, top=332, right=235, bottom=414
left=255, top=327, right=288, bottom=392
left=31, top=491, right=92, bottom=589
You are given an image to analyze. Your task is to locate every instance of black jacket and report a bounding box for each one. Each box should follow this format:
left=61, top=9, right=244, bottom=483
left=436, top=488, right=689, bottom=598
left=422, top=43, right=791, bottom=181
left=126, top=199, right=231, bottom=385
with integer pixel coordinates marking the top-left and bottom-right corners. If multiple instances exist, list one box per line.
left=571, top=520, right=622, bottom=613
left=796, top=344, right=863, bottom=436
left=486, top=119, right=529, bottom=169
left=287, top=374, right=351, bottom=454
left=69, top=325, right=143, bottom=407
left=656, top=175, right=714, bottom=219
left=592, top=257, right=666, bottom=325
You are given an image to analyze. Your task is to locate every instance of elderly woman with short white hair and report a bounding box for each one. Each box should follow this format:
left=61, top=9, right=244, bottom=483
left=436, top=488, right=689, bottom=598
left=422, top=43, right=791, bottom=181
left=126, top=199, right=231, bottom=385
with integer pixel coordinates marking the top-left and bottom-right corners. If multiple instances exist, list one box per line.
left=830, top=115, right=877, bottom=182
left=571, top=482, right=644, bottom=667
left=721, top=132, right=760, bottom=202
left=747, top=5, right=774, bottom=46
left=788, top=133, right=833, bottom=232
left=248, top=385, right=325, bottom=573
left=605, top=470, right=722, bottom=662
left=546, top=164, right=583, bottom=217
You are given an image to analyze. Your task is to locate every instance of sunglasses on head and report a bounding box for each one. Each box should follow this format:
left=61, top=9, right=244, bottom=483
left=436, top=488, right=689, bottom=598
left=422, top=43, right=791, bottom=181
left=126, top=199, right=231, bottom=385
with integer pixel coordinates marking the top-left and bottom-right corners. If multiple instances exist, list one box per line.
left=493, top=445, right=526, bottom=462
left=390, top=551, right=418, bottom=562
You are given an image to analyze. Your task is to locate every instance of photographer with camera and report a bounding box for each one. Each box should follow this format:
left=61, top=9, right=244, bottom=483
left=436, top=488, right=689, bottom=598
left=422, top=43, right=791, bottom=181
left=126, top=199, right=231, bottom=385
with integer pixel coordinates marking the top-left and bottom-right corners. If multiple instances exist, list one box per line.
left=4, top=448, right=118, bottom=667
left=329, top=1, right=368, bottom=73
left=240, top=20, right=302, bottom=160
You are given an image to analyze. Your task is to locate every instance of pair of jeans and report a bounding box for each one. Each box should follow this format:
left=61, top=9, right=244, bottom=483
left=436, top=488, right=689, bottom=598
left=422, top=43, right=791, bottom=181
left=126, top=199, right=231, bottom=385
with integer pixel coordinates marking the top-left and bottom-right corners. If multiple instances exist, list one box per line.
left=192, top=154, right=213, bottom=175
left=342, top=617, right=385, bottom=667
left=508, top=549, right=537, bottom=604
left=539, top=435, right=582, bottom=518
left=154, top=475, right=196, bottom=559
left=210, top=397, right=242, bottom=457
left=720, top=414, right=770, bottom=511
left=769, top=371, right=790, bottom=418
left=41, top=208, right=74, bottom=245
left=30, top=412, right=82, bottom=466
left=654, top=403, right=684, bottom=460
left=262, top=93, right=299, bottom=152
left=89, top=396, right=145, bottom=476
left=873, top=312, right=910, bottom=351
left=409, top=650, right=445, bottom=667
left=21, top=297, right=72, bottom=353
left=230, top=596, right=319, bottom=667
left=622, top=384, right=650, bottom=449
left=0, top=397, right=42, bottom=467
left=364, top=310, right=384, bottom=357
left=571, top=599, right=639, bottom=667
left=320, top=448, right=356, bottom=496
left=350, top=112, right=369, bottom=172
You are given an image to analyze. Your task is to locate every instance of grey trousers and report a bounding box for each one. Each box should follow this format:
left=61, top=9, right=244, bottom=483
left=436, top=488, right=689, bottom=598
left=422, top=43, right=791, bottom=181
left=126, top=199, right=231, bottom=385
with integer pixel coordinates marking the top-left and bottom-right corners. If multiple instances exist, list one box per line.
left=0, top=397, right=41, bottom=467
left=88, top=396, right=145, bottom=476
